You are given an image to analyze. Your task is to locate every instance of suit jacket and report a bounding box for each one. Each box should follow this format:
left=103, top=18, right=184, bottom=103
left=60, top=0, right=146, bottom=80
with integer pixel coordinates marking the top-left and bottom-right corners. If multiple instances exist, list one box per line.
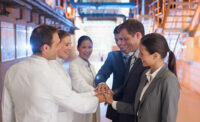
left=95, top=51, right=127, bottom=121
left=116, top=64, right=180, bottom=122
left=115, top=58, right=146, bottom=122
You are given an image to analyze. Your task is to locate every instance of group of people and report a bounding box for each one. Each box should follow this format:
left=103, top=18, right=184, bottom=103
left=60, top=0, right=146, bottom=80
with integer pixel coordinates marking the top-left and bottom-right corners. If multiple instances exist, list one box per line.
left=1, top=19, right=180, bottom=122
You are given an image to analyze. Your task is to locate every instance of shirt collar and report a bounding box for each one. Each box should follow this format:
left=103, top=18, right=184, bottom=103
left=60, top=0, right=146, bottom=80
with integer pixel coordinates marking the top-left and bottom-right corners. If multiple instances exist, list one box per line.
left=121, top=52, right=134, bottom=58
left=31, top=54, right=49, bottom=62
left=121, top=48, right=139, bottom=58
left=78, top=56, right=90, bottom=67
left=134, top=48, right=139, bottom=58
left=145, top=64, right=165, bottom=83
left=56, top=57, right=64, bottom=64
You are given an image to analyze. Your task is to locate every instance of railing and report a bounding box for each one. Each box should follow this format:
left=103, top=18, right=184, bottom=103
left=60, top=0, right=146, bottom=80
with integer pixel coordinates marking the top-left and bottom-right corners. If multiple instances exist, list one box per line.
left=148, top=0, right=172, bottom=31
left=188, top=1, right=200, bottom=36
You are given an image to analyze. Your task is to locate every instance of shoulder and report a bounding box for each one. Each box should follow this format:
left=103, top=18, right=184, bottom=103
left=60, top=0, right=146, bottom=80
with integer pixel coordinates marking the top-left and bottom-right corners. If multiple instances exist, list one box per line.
left=6, top=58, right=30, bottom=81
left=8, top=58, right=29, bottom=72
left=161, top=69, right=179, bottom=89
left=70, top=57, right=80, bottom=64
left=109, top=51, right=121, bottom=55
left=107, top=51, right=122, bottom=59
left=69, top=57, right=82, bottom=67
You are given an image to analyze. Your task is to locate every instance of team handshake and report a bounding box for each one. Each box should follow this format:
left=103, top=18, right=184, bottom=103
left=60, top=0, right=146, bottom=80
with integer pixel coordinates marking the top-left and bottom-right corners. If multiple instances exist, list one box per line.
left=94, top=84, right=114, bottom=104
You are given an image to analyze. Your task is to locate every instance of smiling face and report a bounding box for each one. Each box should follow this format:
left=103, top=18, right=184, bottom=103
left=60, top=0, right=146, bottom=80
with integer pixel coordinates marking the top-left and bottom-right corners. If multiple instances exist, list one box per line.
left=119, top=28, right=141, bottom=54
left=78, top=39, right=93, bottom=61
left=57, top=36, right=71, bottom=59
left=138, top=44, right=155, bottom=67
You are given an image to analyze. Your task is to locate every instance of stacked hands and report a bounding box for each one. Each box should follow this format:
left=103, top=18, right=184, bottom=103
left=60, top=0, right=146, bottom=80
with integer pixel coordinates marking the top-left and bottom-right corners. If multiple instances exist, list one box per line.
left=94, top=84, right=114, bottom=105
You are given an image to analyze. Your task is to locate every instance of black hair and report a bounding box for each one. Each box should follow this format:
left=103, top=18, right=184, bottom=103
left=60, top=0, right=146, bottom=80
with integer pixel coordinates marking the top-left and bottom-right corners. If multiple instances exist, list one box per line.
left=77, top=35, right=93, bottom=48
left=113, top=24, right=121, bottom=34
left=141, top=33, right=177, bottom=76
left=30, top=24, right=58, bottom=54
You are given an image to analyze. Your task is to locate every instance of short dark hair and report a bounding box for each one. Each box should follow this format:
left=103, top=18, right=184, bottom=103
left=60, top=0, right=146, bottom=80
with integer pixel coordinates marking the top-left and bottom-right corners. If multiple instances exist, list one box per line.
left=119, top=19, right=145, bottom=36
left=77, top=35, right=93, bottom=48
left=141, top=33, right=177, bottom=76
left=58, top=30, right=70, bottom=40
left=113, top=24, right=121, bottom=34
left=30, top=24, right=58, bottom=54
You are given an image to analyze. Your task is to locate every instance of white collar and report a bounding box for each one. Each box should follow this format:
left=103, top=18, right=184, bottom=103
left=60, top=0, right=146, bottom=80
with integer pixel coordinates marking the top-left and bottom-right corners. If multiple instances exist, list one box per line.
left=77, top=56, right=90, bottom=67
left=31, top=54, right=49, bottom=63
left=145, top=64, right=164, bottom=83
left=121, top=48, right=139, bottom=58
left=56, top=57, right=64, bottom=64
left=122, top=52, right=134, bottom=57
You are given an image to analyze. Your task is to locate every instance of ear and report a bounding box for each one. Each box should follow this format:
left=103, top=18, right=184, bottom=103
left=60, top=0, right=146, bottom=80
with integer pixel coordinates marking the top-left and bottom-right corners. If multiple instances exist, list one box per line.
left=41, top=44, right=49, bottom=54
left=153, top=52, right=161, bottom=59
left=135, top=32, right=142, bottom=40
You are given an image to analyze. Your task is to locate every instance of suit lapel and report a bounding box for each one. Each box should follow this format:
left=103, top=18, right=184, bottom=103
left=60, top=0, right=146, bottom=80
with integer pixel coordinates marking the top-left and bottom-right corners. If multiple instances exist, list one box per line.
left=134, top=70, right=148, bottom=110
left=123, top=59, right=141, bottom=86
left=140, top=65, right=168, bottom=104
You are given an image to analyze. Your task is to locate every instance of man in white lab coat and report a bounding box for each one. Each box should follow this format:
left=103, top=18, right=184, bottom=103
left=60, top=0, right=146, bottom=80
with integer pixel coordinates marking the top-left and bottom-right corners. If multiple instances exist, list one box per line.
left=1, top=25, right=104, bottom=122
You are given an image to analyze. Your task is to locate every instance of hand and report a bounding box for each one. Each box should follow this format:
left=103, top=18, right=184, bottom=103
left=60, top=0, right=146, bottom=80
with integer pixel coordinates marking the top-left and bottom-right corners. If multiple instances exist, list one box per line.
left=104, top=93, right=114, bottom=105
left=95, top=94, right=105, bottom=103
left=95, top=84, right=114, bottom=95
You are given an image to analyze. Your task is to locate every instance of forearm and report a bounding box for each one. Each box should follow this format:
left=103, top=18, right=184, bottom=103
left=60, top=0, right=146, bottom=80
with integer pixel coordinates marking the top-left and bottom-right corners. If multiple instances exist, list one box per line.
left=114, top=101, right=136, bottom=115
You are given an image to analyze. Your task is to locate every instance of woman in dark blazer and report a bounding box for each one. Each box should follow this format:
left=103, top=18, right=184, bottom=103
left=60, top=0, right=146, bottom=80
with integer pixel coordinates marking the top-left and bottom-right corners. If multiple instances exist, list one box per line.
left=104, top=33, right=180, bottom=122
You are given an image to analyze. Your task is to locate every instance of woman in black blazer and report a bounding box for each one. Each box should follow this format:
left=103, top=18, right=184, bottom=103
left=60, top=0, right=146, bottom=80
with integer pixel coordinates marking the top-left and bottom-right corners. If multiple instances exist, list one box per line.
left=104, top=33, right=180, bottom=122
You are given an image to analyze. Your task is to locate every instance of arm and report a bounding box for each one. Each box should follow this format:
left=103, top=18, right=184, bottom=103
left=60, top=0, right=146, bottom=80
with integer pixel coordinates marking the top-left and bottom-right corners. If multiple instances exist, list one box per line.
left=116, top=101, right=135, bottom=114
left=69, top=62, right=94, bottom=93
left=1, top=73, right=15, bottom=122
left=95, top=52, right=114, bottom=85
left=161, top=76, right=180, bottom=122
left=51, top=74, right=99, bottom=114
left=104, top=93, right=136, bottom=115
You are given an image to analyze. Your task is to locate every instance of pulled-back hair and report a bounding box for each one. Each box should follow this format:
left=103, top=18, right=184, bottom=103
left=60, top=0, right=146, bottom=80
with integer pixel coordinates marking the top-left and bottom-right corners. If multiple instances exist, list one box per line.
left=141, top=33, right=177, bottom=76
left=77, top=35, right=93, bottom=48
left=58, top=30, right=70, bottom=40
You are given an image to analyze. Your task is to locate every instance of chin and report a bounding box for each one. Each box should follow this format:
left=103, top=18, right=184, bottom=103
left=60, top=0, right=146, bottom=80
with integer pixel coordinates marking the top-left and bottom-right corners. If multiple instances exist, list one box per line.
left=142, top=62, right=148, bottom=67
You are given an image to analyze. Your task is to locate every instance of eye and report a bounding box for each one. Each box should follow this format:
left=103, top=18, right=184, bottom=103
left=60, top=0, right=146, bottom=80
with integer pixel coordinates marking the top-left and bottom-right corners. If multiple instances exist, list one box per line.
left=124, top=38, right=129, bottom=41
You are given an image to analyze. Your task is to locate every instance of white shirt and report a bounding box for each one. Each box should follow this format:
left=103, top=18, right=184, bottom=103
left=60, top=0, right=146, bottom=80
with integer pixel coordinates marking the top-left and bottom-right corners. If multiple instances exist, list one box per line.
left=69, top=56, right=95, bottom=93
left=1, top=55, right=98, bottom=122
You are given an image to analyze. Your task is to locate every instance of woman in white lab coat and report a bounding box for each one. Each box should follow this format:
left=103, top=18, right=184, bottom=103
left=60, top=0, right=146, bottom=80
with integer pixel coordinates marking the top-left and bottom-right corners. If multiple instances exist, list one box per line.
left=49, top=31, right=101, bottom=122
left=69, top=36, right=100, bottom=122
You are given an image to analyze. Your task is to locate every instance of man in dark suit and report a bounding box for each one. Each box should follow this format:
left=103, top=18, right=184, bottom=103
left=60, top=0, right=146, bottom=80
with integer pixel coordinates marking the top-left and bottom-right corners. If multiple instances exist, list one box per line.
left=95, top=24, right=126, bottom=122
left=95, top=19, right=146, bottom=122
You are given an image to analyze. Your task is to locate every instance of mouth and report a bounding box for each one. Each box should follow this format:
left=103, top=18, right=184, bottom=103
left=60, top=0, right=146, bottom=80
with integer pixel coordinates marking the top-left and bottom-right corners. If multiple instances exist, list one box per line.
left=83, top=53, right=91, bottom=57
left=64, top=51, right=70, bottom=55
